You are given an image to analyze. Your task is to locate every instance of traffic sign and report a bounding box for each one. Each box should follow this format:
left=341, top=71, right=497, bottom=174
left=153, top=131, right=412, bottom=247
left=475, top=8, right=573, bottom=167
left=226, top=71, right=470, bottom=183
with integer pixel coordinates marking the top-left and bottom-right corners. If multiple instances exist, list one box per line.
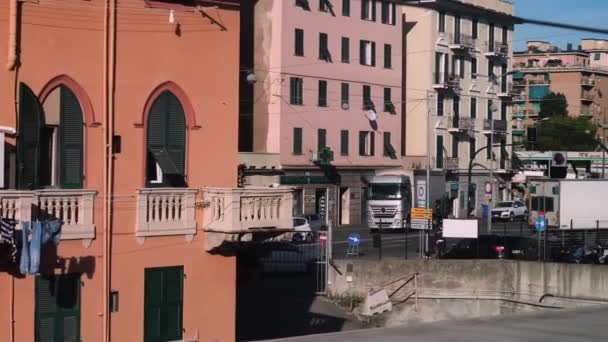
left=319, top=231, right=328, bottom=244
left=347, top=233, right=361, bottom=246
left=411, top=208, right=433, bottom=220
left=416, top=181, right=426, bottom=207
left=411, top=218, right=430, bottom=230
left=535, top=215, right=547, bottom=232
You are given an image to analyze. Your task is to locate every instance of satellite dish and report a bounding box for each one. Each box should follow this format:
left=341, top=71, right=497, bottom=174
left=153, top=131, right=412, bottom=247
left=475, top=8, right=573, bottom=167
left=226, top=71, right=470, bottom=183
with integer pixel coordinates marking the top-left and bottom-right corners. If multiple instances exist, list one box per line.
left=365, top=109, right=377, bottom=121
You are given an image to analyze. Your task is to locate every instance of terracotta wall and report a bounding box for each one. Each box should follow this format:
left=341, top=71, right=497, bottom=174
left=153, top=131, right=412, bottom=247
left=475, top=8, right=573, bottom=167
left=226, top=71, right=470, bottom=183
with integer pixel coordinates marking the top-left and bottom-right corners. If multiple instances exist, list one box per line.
left=0, top=1, right=239, bottom=341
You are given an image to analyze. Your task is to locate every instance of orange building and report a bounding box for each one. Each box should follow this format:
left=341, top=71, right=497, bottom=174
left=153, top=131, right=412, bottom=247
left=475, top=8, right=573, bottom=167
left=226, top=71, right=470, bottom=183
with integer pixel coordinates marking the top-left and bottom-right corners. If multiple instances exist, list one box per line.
left=0, top=1, right=291, bottom=342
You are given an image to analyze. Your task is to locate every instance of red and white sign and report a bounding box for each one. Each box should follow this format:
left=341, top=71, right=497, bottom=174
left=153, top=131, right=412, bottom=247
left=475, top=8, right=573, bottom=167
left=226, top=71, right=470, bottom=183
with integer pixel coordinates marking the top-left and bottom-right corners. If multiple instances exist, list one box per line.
left=319, top=232, right=327, bottom=244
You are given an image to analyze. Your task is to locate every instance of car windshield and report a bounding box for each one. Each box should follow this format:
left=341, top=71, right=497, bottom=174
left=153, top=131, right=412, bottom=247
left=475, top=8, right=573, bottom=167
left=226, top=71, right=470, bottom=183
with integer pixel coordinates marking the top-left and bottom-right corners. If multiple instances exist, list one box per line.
left=496, top=202, right=513, bottom=208
left=369, top=183, right=402, bottom=200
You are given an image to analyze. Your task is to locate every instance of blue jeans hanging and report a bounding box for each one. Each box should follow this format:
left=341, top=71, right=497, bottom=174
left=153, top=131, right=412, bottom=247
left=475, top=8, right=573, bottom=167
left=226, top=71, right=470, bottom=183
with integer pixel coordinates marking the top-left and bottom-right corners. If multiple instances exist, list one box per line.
left=19, top=221, right=62, bottom=275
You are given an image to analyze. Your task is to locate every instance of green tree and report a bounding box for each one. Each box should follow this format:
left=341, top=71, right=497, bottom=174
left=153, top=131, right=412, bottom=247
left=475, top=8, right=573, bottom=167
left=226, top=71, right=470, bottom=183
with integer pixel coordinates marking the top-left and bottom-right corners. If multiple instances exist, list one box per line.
left=534, top=116, right=597, bottom=151
left=539, top=92, right=568, bottom=118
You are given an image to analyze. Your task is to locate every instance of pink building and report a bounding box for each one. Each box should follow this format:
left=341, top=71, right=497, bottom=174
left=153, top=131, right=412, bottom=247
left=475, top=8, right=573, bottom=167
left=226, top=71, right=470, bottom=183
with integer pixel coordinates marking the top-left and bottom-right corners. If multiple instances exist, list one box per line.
left=240, top=0, right=404, bottom=225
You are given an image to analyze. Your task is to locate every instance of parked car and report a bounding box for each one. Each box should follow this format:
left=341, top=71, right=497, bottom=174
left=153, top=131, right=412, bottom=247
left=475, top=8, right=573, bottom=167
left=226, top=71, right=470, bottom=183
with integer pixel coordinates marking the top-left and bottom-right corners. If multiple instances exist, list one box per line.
left=292, top=217, right=314, bottom=242
left=441, top=235, right=538, bottom=260
left=491, top=200, right=528, bottom=222
left=305, top=214, right=324, bottom=231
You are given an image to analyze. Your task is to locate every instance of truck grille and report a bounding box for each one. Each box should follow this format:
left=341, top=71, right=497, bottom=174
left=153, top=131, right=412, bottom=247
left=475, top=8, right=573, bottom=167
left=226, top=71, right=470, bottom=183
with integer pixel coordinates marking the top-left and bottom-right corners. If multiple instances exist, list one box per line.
left=371, top=205, right=398, bottom=218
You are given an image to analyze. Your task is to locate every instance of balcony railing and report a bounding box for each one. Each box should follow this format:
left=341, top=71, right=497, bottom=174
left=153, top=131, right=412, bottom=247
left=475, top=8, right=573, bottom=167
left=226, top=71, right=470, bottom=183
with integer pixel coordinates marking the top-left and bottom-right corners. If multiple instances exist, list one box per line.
left=135, top=188, right=197, bottom=238
left=484, top=42, right=509, bottom=58
left=0, top=189, right=96, bottom=240
left=581, top=92, right=594, bottom=101
left=449, top=33, right=476, bottom=50
left=201, top=187, right=293, bottom=251
left=448, top=117, right=475, bottom=132
left=483, top=119, right=508, bottom=133
left=580, top=108, right=594, bottom=117
left=432, top=73, right=461, bottom=91
left=581, top=78, right=596, bottom=87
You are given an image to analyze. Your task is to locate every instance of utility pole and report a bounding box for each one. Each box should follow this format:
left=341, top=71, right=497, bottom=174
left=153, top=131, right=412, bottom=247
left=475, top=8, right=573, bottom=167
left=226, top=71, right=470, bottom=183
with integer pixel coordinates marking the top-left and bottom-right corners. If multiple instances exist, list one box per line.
left=424, top=90, right=432, bottom=258
left=488, top=115, right=494, bottom=234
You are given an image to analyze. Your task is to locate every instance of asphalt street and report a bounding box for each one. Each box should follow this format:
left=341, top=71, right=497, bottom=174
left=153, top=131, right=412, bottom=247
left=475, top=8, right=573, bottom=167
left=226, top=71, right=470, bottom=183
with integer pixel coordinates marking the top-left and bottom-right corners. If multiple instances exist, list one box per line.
left=263, top=305, right=608, bottom=342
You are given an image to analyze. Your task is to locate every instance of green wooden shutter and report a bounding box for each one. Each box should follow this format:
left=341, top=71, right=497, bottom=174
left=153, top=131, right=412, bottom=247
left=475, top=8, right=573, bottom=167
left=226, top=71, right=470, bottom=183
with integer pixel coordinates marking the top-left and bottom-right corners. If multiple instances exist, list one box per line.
left=295, top=29, right=304, bottom=56
left=17, top=83, right=43, bottom=190
left=341, top=37, right=349, bottom=63
left=144, top=266, right=183, bottom=342
left=359, top=41, right=365, bottom=65
left=166, top=92, right=186, bottom=180
left=340, top=130, right=349, bottom=156
left=370, top=131, right=375, bottom=156
left=371, top=0, right=376, bottom=21
left=317, top=128, right=326, bottom=151
left=35, top=274, right=81, bottom=342
left=371, top=41, right=376, bottom=66
left=59, top=86, right=84, bottom=189
left=293, top=127, right=303, bottom=155
left=359, top=131, right=366, bottom=156
left=147, top=91, right=186, bottom=187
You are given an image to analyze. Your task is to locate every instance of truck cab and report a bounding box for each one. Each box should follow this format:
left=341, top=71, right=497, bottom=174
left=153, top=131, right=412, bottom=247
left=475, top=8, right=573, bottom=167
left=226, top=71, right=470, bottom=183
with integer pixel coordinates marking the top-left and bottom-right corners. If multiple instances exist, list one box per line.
left=366, top=175, right=412, bottom=230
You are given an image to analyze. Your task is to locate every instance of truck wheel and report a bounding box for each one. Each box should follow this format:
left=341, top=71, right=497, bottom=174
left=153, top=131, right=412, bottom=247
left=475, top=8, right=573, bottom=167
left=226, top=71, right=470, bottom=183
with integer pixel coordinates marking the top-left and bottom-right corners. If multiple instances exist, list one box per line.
left=510, top=212, right=515, bottom=222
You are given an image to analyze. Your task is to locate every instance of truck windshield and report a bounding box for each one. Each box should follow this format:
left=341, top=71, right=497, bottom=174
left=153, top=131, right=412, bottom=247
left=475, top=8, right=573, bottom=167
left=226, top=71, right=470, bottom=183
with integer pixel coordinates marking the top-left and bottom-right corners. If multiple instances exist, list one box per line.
left=369, top=183, right=402, bottom=200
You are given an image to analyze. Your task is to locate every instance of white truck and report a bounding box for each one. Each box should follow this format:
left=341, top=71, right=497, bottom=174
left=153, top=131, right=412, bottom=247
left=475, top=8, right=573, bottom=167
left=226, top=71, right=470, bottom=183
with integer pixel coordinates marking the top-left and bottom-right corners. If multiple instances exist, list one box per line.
left=559, top=180, right=608, bottom=229
left=366, top=175, right=412, bottom=230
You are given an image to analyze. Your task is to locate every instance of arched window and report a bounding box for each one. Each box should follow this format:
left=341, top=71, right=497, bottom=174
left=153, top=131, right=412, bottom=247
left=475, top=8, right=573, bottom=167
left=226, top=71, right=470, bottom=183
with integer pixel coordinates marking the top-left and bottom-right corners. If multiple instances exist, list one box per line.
left=146, top=90, right=186, bottom=187
left=17, top=83, right=84, bottom=189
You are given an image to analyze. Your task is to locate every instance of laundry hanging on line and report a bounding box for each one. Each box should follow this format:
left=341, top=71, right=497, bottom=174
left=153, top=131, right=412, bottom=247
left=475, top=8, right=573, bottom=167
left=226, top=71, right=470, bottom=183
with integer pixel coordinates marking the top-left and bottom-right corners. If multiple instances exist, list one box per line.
left=0, top=218, right=17, bottom=262
left=19, top=220, right=63, bottom=275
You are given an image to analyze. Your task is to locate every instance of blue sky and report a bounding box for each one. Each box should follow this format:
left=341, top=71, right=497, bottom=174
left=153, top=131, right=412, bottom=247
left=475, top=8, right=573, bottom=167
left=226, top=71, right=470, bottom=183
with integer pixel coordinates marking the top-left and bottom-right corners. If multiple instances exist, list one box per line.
left=513, top=0, right=608, bottom=51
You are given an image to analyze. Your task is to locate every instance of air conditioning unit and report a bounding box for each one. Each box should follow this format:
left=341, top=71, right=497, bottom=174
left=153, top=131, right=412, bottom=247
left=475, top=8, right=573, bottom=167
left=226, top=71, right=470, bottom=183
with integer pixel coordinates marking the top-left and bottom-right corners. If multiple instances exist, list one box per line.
left=552, top=152, right=567, bottom=167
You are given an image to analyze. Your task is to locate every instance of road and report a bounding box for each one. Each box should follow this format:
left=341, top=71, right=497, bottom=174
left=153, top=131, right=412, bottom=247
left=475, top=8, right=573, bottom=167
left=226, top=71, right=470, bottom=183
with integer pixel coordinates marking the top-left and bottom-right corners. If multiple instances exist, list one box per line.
left=262, top=305, right=608, bottom=342
left=331, top=220, right=535, bottom=260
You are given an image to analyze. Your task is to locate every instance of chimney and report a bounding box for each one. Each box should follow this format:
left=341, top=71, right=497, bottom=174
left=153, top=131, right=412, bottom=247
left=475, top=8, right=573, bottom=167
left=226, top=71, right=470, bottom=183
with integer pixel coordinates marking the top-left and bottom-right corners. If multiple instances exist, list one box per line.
left=578, top=45, right=583, bottom=51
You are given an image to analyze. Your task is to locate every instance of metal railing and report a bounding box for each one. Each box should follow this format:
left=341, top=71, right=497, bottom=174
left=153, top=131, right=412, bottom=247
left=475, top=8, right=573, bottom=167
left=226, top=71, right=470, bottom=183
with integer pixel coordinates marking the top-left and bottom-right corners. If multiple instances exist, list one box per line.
left=432, top=73, right=461, bottom=89
left=485, top=41, right=509, bottom=56
left=450, top=33, right=476, bottom=50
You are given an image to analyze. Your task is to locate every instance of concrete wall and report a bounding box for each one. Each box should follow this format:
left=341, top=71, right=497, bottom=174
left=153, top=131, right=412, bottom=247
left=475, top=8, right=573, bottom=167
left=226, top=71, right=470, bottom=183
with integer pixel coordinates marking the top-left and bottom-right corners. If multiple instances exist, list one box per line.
left=329, top=259, right=608, bottom=326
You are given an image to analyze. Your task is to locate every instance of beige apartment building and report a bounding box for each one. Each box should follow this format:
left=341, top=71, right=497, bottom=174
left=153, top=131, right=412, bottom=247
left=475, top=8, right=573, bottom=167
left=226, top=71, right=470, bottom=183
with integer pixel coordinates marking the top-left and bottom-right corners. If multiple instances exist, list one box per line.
left=403, top=0, right=520, bottom=217
left=512, top=39, right=608, bottom=148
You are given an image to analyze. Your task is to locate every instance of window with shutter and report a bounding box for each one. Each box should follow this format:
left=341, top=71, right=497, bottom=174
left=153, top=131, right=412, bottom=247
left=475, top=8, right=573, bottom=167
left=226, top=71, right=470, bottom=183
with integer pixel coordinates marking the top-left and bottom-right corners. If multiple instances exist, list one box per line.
left=295, top=28, right=304, bottom=56
left=341, top=37, right=350, bottom=63
left=340, top=130, right=349, bottom=155
left=17, top=83, right=43, bottom=190
left=144, top=266, right=184, bottom=342
left=35, top=274, right=81, bottom=342
left=317, top=128, right=327, bottom=151
left=293, top=128, right=303, bottom=155
left=59, top=86, right=84, bottom=189
left=146, top=90, right=187, bottom=187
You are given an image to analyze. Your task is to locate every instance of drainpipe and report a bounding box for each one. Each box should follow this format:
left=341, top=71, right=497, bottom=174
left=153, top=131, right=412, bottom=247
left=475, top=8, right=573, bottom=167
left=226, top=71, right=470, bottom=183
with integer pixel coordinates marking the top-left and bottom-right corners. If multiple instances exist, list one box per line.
left=103, top=0, right=116, bottom=341
left=6, top=0, right=18, bottom=71
left=7, top=1, right=18, bottom=342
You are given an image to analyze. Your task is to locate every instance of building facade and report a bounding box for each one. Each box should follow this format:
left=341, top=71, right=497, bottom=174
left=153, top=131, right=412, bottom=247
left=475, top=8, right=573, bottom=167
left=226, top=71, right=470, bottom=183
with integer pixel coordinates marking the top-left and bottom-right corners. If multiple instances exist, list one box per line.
left=240, top=0, right=405, bottom=226
left=402, top=0, right=519, bottom=217
left=0, top=1, right=290, bottom=342
left=512, top=39, right=608, bottom=148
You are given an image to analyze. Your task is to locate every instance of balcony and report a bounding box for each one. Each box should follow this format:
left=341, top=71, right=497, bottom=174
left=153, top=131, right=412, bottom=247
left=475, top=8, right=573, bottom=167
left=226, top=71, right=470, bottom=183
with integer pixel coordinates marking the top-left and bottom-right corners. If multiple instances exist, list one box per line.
left=527, top=75, right=550, bottom=85
left=135, top=188, right=197, bottom=238
left=447, top=116, right=475, bottom=134
left=201, top=187, right=293, bottom=251
left=581, top=92, right=594, bottom=102
left=0, top=189, right=96, bottom=243
left=512, top=94, right=526, bottom=102
left=483, top=119, right=508, bottom=135
left=432, top=73, right=461, bottom=92
left=580, top=108, right=594, bottom=117
left=449, top=33, right=476, bottom=52
left=581, top=78, right=596, bottom=87
left=484, top=41, right=509, bottom=59
left=445, top=157, right=459, bottom=171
